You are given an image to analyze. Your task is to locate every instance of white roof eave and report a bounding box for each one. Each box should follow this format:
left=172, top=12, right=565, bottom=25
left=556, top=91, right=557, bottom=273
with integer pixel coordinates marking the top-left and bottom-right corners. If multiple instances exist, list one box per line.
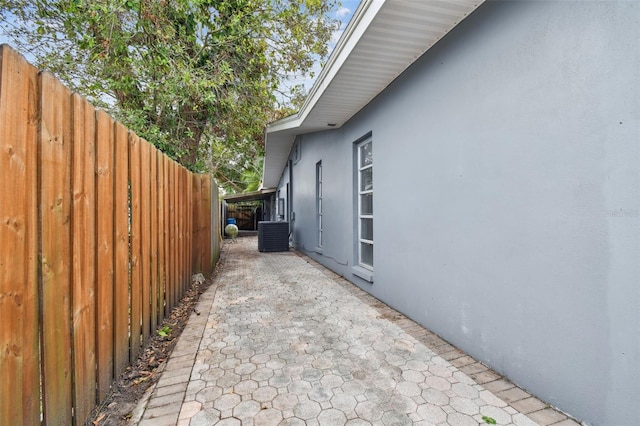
left=263, top=0, right=485, bottom=189
left=266, top=0, right=384, bottom=135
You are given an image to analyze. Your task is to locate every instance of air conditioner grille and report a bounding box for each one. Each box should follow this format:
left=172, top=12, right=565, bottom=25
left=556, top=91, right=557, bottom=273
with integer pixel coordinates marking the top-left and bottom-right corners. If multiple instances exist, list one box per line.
left=258, top=221, right=289, bottom=252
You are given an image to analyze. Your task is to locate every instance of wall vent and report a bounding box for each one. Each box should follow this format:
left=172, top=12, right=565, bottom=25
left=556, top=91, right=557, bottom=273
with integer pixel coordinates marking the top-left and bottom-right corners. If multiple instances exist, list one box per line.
left=258, top=221, right=289, bottom=252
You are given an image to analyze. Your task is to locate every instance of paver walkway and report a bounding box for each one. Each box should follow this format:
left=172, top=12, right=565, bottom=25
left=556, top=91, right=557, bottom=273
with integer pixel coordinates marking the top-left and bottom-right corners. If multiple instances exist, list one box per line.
left=134, top=236, right=545, bottom=426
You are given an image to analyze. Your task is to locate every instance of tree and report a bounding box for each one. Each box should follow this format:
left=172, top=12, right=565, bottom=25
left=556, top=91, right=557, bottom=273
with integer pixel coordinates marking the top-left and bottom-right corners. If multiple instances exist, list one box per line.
left=240, top=157, right=263, bottom=192
left=0, top=0, right=338, bottom=191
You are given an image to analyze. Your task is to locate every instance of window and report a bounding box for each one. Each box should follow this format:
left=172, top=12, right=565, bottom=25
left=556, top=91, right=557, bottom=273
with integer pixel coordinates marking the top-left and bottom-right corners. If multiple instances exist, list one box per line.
left=293, top=141, right=301, bottom=164
left=277, top=197, right=285, bottom=220
left=316, top=161, right=323, bottom=248
left=357, top=137, right=373, bottom=269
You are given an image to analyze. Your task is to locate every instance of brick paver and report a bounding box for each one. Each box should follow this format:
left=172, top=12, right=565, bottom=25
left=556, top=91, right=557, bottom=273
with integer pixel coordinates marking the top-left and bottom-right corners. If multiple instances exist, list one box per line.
left=134, top=236, right=575, bottom=425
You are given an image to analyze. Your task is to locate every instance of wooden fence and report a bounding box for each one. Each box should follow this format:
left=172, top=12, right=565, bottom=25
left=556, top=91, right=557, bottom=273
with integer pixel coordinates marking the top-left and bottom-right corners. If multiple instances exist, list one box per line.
left=0, top=45, right=220, bottom=425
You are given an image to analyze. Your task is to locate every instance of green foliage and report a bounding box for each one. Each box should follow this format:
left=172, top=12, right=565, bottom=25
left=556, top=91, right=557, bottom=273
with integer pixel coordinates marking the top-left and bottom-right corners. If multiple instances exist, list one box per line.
left=0, top=0, right=339, bottom=191
left=482, top=416, right=497, bottom=424
left=240, top=157, right=263, bottom=193
left=157, top=325, right=172, bottom=337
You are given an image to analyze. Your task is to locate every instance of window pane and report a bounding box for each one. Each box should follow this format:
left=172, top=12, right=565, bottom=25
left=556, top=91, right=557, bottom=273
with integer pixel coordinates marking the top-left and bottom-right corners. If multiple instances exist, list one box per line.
left=356, top=138, right=373, bottom=270
left=360, top=194, right=373, bottom=215
left=360, top=242, right=373, bottom=267
left=361, top=218, right=373, bottom=240
left=360, top=168, right=373, bottom=191
left=360, top=142, right=372, bottom=167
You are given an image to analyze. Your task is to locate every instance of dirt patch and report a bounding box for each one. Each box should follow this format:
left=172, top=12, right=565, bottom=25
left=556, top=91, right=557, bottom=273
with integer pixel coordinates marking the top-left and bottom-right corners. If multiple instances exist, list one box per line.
left=86, top=273, right=216, bottom=426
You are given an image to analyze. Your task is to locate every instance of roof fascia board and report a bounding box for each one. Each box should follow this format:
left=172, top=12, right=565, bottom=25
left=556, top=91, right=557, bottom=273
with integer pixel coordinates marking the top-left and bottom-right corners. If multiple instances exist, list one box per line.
left=223, top=188, right=277, bottom=203
left=266, top=0, right=385, bottom=134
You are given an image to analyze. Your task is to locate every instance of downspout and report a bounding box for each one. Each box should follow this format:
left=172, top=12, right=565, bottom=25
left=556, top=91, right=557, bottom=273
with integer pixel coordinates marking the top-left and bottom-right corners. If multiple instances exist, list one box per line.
left=288, top=159, right=294, bottom=244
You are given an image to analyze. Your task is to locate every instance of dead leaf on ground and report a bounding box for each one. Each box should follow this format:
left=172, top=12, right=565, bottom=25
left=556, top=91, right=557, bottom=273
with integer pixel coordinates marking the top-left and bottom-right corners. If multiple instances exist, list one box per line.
left=93, top=413, right=105, bottom=425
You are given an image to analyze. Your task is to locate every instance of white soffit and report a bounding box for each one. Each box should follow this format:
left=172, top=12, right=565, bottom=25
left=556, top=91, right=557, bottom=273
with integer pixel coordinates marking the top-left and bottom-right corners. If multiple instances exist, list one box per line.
left=263, top=0, right=485, bottom=188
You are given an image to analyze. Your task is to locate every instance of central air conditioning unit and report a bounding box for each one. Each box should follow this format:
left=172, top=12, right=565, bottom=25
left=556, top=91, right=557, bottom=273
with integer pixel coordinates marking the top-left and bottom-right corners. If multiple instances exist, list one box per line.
left=258, top=221, right=289, bottom=252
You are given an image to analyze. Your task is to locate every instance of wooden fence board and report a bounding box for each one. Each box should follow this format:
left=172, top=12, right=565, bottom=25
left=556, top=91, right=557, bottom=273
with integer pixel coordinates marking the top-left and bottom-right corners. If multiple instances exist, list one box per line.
left=71, top=93, right=97, bottom=424
left=200, top=174, right=209, bottom=273
left=114, top=122, right=130, bottom=377
left=164, top=156, right=170, bottom=317
left=181, top=168, right=187, bottom=297
left=95, top=109, right=115, bottom=401
left=157, top=152, right=166, bottom=324
left=39, top=71, right=73, bottom=425
left=0, top=45, right=41, bottom=426
left=214, top=179, right=221, bottom=269
left=173, top=163, right=178, bottom=305
left=129, top=133, right=142, bottom=363
left=197, top=175, right=206, bottom=274
left=180, top=167, right=186, bottom=297
left=188, top=172, right=193, bottom=282
left=178, top=168, right=183, bottom=298
left=167, top=156, right=172, bottom=315
left=180, top=168, right=184, bottom=296
left=175, top=164, right=181, bottom=304
left=202, top=176, right=213, bottom=275
left=169, top=161, right=176, bottom=309
left=177, top=166, right=182, bottom=302
left=186, top=169, right=191, bottom=291
left=174, top=165, right=180, bottom=303
left=149, top=146, right=159, bottom=333
left=187, top=171, right=193, bottom=282
left=164, top=159, right=170, bottom=313
left=192, top=175, right=202, bottom=272
left=140, top=140, right=151, bottom=345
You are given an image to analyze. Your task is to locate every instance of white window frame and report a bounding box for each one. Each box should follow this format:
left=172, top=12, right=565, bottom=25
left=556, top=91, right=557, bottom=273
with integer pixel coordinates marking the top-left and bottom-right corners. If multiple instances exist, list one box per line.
left=316, top=161, right=323, bottom=249
left=357, top=137, right=373, bottom=270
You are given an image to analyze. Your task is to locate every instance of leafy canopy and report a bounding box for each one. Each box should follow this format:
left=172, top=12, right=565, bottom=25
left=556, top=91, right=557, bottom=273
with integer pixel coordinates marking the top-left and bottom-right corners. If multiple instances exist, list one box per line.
left=0, top=0, right=339, bottom=192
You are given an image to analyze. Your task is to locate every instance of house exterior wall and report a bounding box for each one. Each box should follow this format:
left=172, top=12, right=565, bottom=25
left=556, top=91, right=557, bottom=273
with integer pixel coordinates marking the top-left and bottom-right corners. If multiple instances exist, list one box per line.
left=278, top=158, right=291, bottom=222
left=275, top=1, right=639, bottom=424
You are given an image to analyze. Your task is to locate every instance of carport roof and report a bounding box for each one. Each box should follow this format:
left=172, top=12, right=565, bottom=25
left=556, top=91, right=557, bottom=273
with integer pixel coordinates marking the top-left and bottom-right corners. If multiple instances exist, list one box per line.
left=223, top=188, right=277, bottom=204
left=263, top=0, right=484, bottom=189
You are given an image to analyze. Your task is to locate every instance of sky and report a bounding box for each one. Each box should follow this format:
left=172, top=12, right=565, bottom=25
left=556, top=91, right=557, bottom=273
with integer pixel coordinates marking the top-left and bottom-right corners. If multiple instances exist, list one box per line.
left=334, top=0, right=362, bottom=42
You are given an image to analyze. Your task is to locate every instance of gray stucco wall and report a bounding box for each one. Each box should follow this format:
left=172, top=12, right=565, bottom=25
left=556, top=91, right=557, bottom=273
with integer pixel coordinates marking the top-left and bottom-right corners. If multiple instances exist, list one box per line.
left=276, top=2, right=639, bottom=424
